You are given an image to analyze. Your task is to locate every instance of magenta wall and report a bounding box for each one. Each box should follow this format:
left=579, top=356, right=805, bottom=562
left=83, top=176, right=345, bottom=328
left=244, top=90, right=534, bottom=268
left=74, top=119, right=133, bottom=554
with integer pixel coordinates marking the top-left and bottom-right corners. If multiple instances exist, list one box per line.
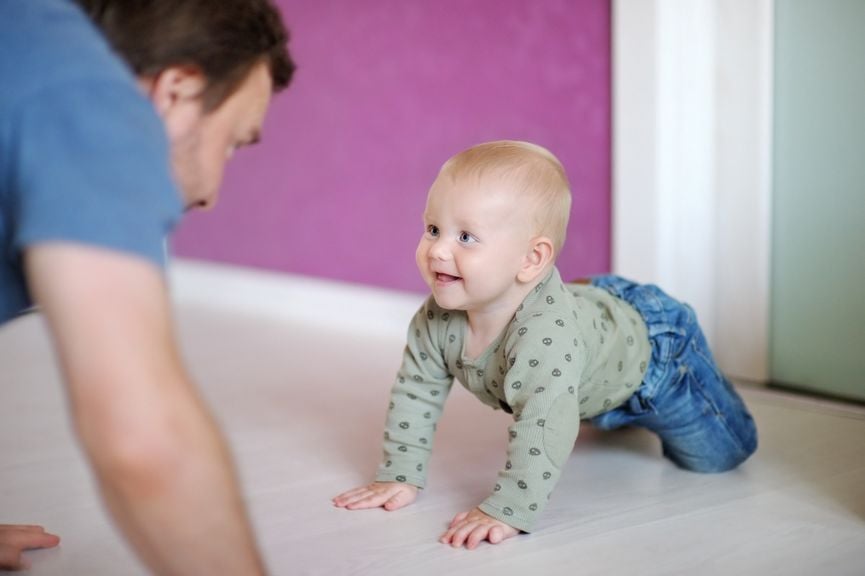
left=172, top=0, right=611, bottom=293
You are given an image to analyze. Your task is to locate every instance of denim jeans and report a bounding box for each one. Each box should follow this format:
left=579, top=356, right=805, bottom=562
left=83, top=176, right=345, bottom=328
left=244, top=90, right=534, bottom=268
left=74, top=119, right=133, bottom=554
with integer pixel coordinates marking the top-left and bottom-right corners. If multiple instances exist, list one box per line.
left=589, top=276, right=758, bottom=473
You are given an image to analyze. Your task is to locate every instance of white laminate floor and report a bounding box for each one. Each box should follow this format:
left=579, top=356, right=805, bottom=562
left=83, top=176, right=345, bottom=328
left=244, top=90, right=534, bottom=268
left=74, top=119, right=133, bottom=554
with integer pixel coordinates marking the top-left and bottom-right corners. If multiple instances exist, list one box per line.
left=1, top=262, right=864, bottom=575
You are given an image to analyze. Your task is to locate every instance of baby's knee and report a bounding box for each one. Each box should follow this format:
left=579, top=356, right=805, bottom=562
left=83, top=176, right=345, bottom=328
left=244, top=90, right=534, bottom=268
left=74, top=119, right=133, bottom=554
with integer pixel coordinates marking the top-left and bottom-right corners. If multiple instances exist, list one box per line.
left=669, top=421, right=758, bottom=473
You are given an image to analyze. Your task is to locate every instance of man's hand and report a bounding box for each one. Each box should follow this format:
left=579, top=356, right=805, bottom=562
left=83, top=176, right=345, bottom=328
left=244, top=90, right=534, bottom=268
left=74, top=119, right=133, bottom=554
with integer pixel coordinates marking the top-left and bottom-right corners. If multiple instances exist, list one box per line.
left=0, top=525, right=60, bottom=570
left=333, top=482, right=418, bottom=511
left=439, top=507, right=519, bottom=549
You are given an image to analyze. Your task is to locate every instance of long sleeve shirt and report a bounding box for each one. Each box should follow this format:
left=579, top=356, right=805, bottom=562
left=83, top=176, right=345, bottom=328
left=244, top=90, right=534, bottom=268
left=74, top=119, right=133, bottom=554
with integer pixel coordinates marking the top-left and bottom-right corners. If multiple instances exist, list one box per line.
left=375, top=267, right=651, bottom=532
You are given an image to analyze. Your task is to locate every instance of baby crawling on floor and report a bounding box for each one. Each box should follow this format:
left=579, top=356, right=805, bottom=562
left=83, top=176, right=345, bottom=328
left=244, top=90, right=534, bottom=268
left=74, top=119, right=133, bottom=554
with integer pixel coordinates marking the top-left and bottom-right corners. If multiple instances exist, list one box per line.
left=333, top=140, right=757, bottom=549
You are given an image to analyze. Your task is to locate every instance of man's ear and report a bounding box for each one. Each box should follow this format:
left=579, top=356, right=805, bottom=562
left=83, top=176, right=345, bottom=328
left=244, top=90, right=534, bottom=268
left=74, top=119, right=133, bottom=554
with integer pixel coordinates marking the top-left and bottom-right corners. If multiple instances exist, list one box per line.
left=139, top=67, right=207, bottom=142
left=517, top=236, right=555, bottom=283
left=145, top=66, right=206, bottom=116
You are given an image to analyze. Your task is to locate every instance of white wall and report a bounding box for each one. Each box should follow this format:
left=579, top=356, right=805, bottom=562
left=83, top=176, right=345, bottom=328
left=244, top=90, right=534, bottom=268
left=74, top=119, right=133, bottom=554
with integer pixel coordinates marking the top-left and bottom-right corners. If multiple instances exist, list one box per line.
left=613, top=0, right=773, bottom=382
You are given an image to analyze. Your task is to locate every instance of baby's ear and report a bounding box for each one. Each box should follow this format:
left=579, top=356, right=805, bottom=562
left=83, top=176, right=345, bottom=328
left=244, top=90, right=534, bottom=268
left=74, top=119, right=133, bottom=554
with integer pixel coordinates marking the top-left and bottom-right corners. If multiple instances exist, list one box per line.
left=517, top=236, right=554, bottom=283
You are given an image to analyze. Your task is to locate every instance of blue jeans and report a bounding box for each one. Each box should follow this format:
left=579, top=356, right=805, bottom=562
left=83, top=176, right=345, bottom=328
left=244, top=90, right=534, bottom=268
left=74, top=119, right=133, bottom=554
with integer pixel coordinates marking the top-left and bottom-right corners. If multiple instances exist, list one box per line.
left=589, top=276, right=758, bottom=473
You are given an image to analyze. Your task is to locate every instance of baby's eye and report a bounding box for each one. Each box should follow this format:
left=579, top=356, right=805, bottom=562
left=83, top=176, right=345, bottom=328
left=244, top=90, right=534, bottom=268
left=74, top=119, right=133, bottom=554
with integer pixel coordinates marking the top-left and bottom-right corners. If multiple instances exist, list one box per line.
left=426, top=225, right=439, bottom=237
left=458, top=231, right=477, bottom=244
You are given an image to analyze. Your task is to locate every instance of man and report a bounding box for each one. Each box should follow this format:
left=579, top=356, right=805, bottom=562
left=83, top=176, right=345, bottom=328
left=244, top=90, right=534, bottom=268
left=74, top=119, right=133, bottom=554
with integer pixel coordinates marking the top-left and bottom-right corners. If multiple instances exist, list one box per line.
left=0, top=0, right=294, bottom=572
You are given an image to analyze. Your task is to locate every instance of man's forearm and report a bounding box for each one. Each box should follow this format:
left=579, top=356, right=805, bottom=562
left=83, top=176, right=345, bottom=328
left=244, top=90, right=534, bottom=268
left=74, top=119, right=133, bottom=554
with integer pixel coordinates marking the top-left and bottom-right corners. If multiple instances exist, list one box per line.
left=83, top=379, right=265, bottom=576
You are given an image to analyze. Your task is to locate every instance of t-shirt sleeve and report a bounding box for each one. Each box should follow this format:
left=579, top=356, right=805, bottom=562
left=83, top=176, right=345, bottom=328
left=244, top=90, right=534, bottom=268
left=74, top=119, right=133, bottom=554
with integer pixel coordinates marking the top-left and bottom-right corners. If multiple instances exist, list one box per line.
left=10, top=79, right=182, bottom=268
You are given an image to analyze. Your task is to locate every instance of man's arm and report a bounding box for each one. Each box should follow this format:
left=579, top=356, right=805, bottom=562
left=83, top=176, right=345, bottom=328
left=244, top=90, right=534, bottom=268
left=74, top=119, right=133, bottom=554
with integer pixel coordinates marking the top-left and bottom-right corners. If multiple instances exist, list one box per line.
left=25, top=243, right=265, bottom=575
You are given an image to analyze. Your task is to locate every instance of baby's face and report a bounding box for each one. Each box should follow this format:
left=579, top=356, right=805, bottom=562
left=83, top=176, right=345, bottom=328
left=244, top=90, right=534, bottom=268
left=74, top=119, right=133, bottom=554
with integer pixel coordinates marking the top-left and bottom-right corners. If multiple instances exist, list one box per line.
left=416, top=175, right=537, bottom=313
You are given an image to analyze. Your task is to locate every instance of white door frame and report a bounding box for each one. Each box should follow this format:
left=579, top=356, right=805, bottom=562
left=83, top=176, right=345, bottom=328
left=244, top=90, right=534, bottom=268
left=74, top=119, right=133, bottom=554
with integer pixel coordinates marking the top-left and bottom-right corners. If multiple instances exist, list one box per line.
left=612, top=0, right=774, bottom=382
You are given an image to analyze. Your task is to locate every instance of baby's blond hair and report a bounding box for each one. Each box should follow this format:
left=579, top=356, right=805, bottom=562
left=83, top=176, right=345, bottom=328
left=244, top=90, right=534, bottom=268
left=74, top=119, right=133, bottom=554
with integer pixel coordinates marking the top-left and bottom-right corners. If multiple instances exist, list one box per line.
left=438, top=140, right=572, bottom=255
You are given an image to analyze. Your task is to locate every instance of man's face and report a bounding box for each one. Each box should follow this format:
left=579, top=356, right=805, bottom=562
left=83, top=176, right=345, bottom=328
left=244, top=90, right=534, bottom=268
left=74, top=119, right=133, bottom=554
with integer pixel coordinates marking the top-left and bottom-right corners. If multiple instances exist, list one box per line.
left=170, top=62, right=273, bottom=211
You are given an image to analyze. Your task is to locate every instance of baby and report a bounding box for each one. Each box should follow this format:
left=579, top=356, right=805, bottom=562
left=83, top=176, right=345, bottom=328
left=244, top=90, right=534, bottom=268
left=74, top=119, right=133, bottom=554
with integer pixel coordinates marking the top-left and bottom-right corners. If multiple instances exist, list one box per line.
left=333, top=140, right=757, bottom=549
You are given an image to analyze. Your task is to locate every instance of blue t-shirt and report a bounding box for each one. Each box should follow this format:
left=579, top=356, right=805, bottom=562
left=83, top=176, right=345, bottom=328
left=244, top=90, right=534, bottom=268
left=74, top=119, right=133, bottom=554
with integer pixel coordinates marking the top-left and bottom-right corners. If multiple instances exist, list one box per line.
left=0, top=0, right=183, bottom=323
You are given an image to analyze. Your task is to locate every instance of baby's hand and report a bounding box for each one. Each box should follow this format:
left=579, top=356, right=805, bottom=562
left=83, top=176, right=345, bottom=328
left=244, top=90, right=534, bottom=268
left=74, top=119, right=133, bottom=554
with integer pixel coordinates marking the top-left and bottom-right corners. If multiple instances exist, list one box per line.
left=332, top=481, right=418, bottom=511
left=439, top=508, right=520, bottom=549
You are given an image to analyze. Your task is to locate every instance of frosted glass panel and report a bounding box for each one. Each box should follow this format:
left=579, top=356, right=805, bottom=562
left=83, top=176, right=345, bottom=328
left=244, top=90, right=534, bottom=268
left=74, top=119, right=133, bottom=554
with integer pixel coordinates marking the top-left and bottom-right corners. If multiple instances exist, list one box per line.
left=771, top=0, right=865, bottom=401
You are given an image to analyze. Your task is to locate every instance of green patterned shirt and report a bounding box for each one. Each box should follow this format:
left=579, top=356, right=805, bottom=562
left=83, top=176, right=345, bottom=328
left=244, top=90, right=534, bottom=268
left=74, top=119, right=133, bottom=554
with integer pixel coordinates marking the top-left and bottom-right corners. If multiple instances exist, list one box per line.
left=375, top=267, right=651, bottom=532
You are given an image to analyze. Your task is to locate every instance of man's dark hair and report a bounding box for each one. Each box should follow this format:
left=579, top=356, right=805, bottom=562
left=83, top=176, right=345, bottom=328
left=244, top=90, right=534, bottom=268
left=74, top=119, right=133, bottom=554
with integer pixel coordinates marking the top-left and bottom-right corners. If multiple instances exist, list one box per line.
left=75, top=0, right=296, bottom=111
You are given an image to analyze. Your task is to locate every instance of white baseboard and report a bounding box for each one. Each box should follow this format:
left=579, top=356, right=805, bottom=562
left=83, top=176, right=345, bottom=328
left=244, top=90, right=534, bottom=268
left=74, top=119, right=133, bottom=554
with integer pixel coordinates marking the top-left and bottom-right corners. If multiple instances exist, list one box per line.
left=168, top=259, right=424, bottom=338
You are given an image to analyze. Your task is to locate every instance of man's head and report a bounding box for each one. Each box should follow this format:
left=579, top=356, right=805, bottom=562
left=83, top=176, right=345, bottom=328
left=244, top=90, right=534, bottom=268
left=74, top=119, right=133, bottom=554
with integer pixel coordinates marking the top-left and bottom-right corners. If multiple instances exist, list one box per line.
left=76, top=0, right=294, bottom=111
left=76, top=0, right=296, bottom=209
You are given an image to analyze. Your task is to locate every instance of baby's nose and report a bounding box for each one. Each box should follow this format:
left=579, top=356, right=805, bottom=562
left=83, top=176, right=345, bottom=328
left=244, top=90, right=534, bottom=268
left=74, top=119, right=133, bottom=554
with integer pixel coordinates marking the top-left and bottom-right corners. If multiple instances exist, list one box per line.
left=428, top=238, right=452, bottom=260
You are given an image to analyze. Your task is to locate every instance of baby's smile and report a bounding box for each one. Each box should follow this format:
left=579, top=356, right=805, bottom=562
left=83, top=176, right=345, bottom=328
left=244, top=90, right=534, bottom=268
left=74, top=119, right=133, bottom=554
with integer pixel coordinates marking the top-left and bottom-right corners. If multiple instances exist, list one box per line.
left=435, top=272, right=461, bottom=284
